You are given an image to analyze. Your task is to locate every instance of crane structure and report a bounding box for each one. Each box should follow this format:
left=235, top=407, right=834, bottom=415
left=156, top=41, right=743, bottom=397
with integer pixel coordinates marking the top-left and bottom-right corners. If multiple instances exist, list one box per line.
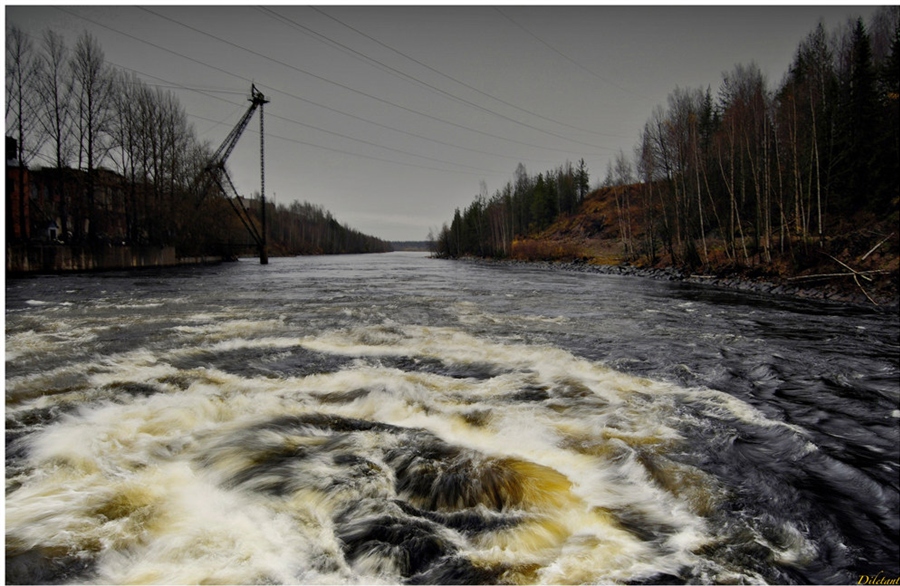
left=201, top=84, right=270, bottom=264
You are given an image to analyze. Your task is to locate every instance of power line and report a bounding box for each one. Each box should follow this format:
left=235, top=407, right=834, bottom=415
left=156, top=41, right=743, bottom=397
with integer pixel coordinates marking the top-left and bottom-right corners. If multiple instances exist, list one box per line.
left=135, top=6, right=612, bottom=155
left=106, top=49, right=561, bottom=176
left=270, top=6, right=622, bottom=144
left=58, top=6, right=608, bottom=160
left=110, top=56, right=560, bottom=167
left=263, top=109, right=499, bottom=175
left=252, top=8, right=584, bottom=165
left=188, top=112, right=505, bottom=178
left=106, top=52, right=517, bottom=173
left=108, top=61, right=235, bottom=103
left=495, top=8, right=653, bottom=104
left=311, top=6, right=626, bottom=141
left=103, top=60, right=249, bottom=137
left=51, top=7, right=597, bottom=177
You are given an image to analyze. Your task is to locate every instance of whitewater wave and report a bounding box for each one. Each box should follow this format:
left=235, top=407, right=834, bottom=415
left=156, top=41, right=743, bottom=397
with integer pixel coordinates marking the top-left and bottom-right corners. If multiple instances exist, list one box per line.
left=6, top=323, right=823, bottom=584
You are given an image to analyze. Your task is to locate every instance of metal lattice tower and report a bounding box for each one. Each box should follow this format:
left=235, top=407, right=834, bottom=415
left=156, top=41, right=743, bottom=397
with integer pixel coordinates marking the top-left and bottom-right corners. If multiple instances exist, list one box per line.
left=200, top=84, right=270, bottom=264
left=257, top=86, right=269, bottom=265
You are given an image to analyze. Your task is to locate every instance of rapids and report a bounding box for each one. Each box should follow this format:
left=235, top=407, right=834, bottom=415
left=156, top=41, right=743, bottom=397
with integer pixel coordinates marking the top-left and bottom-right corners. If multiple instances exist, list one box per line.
left=5, top=252, right=899, bottom=584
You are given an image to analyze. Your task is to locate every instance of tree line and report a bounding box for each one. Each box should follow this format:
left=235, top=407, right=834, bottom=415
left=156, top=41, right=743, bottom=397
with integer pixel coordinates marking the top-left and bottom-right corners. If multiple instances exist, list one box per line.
left=266, top=199, right=392, bottom=255
left=433, top=9, right=899, bottom=269
left=431, top=159, right=589, bottom=258
left=6, top=25, right=390, bottom=256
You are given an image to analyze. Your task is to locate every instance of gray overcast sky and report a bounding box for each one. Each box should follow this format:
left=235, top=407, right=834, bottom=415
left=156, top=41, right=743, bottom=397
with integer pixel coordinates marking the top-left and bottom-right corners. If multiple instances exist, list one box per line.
left=5, top=4, right=878, bottom=241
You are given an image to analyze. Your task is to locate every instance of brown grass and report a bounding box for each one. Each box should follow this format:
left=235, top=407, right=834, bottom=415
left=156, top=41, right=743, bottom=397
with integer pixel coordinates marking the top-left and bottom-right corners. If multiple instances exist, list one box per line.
left=510, top=239, right=585, bottom=262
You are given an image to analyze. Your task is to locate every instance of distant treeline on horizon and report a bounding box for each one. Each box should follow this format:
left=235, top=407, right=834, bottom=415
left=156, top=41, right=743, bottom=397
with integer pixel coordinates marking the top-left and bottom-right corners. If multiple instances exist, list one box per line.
left=390, top=241, right=430, bottom=252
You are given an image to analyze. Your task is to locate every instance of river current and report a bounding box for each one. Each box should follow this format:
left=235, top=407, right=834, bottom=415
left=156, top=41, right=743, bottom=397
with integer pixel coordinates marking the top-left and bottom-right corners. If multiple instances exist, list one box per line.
left=5, top=252, right=899, bottom=585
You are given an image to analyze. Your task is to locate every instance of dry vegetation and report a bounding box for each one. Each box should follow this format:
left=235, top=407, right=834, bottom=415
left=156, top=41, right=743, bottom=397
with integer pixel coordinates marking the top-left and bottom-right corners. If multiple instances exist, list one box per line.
left=516, top=186, right=899, bottom=305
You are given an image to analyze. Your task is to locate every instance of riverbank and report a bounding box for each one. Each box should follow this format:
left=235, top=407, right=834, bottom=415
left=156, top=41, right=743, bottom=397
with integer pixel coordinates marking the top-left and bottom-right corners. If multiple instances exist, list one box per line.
left=458, top=256, right=900, bottom=310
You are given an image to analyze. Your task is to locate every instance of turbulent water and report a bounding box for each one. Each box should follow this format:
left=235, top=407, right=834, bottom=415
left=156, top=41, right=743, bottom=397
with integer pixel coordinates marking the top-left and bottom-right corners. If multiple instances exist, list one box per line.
left=5, top=252, right=899, bottom=585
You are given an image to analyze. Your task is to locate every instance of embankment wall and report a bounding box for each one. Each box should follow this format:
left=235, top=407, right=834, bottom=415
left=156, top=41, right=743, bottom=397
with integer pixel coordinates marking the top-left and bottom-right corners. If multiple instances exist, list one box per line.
left=6, top=244, right=222, bottom=274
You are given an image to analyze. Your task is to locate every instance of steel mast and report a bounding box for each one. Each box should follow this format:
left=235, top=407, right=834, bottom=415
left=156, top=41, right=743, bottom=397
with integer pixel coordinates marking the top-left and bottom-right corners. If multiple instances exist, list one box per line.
left=258, top=86, right=269, bottom=265
left=201, top=84, right=270, bottom=264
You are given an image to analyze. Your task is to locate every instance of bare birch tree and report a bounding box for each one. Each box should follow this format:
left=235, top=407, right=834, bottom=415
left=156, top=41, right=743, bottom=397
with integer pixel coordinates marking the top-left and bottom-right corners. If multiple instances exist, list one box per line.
left=6, top=25, right=44, bottom=240
left=33, top=29, right=77, bottom=240
left=70, top=31, right=114, bottom=241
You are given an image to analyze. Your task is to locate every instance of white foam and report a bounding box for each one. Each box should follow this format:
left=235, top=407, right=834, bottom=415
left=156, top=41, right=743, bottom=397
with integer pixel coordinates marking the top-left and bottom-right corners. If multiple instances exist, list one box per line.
left=8, top=322, right=786, bottom=583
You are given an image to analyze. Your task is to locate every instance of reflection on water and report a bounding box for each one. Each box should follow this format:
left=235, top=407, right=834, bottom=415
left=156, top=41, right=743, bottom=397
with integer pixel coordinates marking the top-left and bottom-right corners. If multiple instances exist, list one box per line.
left=5, top=253, right=899, bottom=584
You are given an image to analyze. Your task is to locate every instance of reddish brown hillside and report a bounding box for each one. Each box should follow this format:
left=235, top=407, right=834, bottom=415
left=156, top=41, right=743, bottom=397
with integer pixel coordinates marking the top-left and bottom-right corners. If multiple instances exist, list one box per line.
left=513, top=185, right=899, bottom=305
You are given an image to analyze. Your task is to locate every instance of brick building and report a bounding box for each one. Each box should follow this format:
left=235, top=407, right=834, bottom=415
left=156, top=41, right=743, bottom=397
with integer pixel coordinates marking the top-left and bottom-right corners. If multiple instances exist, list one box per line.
left=6, top=136, right=129, bottom=244
left=6, top=137, right=30, bottom=241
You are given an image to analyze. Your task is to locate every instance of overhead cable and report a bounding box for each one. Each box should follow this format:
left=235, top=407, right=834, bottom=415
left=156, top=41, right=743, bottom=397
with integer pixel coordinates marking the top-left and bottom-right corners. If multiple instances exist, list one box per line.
left=270, top=6, right=622, bottom=143
left=495, top=8, right=653, bottom=104
left=136, top=6, right=614, bottom=154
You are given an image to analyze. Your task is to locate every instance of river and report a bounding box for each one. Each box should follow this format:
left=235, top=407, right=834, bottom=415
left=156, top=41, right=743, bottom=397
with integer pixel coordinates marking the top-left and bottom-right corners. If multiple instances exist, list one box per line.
left=5, top=252, right=899, bottom=585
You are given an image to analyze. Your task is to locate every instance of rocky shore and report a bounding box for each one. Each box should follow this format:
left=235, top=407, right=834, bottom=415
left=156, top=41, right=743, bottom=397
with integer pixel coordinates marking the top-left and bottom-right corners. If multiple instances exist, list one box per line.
left=459, top=257, right=899, bottom=311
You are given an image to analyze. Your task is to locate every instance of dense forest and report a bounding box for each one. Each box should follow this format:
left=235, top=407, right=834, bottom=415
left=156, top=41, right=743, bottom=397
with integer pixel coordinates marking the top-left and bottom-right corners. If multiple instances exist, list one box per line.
left=265, top=200, right=393, bottom=256
left=6, top=26, right=391, bottom=257
left=432, top=9, right=898, bottom=285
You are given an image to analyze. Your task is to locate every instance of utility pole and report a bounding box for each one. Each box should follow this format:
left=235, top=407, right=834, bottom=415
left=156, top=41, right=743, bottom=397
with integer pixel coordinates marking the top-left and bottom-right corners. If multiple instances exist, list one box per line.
left=258, top=87, right=269, bottom=265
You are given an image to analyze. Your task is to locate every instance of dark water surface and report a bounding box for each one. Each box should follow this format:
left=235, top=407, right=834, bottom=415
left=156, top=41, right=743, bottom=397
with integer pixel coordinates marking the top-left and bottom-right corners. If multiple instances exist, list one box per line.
left=5, top=252, right=899, bottom=584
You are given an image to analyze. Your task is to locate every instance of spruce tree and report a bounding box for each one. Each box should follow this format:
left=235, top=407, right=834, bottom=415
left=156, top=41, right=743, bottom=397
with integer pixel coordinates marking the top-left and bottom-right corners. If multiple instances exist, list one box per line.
left=842, top=18, right=878, bottom=213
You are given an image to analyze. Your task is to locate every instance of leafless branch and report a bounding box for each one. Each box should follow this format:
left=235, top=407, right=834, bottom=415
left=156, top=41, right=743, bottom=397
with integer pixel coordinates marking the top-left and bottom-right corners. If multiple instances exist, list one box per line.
left=788, top=270, right=890, bottom=281
left=861, top=233, right=894, bottom=261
